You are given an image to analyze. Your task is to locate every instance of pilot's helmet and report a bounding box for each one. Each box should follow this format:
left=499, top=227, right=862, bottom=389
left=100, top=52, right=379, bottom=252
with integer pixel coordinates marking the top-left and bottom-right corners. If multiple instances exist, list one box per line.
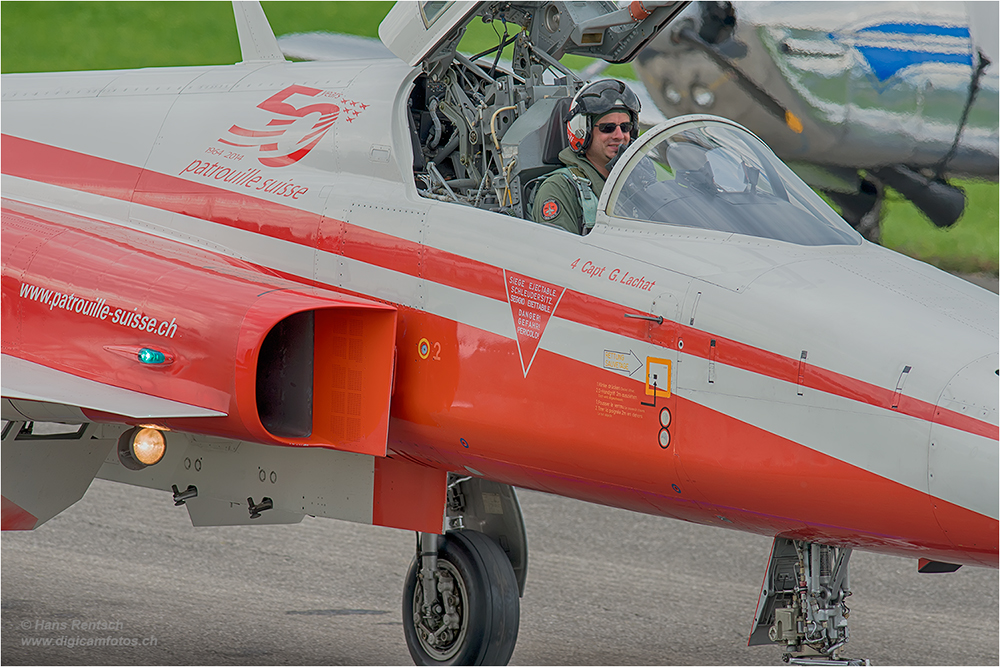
left=566, top=79, right=641, bottom=155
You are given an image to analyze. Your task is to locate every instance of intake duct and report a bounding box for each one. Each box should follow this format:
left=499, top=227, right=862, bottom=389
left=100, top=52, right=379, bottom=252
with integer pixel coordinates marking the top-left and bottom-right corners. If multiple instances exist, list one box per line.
left=248, top=303, right=397, bottom=456
left=257, top=310, right=314, bottom=438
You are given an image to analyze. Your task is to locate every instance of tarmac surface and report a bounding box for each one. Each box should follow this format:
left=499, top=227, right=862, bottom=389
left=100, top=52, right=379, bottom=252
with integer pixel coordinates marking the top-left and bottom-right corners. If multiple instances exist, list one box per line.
left=2, top=478, right=997, bottom=666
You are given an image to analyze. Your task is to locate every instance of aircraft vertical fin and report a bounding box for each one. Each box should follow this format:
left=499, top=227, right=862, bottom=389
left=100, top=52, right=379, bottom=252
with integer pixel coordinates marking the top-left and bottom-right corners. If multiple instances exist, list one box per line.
left=233, top=1, right=284, bottom=63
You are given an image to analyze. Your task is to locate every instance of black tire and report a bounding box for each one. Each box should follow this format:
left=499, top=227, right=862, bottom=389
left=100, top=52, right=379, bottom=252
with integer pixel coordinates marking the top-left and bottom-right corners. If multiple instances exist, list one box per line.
left=402, top=530, right=520, bottom=665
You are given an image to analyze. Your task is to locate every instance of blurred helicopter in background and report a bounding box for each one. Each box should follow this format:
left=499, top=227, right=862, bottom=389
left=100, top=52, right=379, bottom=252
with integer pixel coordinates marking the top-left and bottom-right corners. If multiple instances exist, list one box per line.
left=633, top=1, right=999, bottom=241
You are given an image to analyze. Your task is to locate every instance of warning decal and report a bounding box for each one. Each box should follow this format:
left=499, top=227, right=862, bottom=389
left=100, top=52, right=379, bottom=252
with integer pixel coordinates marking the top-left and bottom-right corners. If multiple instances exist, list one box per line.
left=504, top=270, right=566, bottom=377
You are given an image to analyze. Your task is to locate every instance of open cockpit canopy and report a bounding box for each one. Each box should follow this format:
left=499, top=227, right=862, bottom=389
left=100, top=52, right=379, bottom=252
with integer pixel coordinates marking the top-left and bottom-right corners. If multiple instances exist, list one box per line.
left=379, top=1, right=689, bottom=73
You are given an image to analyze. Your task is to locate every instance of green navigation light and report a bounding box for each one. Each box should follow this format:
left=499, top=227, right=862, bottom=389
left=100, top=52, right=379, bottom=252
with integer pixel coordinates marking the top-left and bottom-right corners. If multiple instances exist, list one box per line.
left=137, top=348, right=167, bottom=365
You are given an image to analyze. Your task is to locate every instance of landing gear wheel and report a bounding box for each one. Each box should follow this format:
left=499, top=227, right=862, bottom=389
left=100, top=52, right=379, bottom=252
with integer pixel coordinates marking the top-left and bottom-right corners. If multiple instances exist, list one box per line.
left=403, top=530, right=520, bottom=665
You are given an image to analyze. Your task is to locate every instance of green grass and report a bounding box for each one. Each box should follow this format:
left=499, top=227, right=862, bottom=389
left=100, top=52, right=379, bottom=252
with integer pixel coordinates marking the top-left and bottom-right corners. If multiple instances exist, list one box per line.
left=1, top=2, right=240, bottom=71
left=881, top=180, right=999, bottom=273
left=2, top=1, right=996, bottom=273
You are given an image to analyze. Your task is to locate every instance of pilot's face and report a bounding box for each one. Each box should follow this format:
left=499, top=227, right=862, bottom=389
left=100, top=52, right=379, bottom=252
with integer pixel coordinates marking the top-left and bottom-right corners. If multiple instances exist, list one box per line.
left=586, top=111, right=631, bottom=177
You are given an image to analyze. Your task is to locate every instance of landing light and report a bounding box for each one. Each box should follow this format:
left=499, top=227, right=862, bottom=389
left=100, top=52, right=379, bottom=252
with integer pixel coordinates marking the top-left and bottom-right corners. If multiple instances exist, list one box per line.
left=691, top=83, right=715, bottom=108
left=663, top=81, right=682, bottom=106
left=118, top=426, right=167, bottom=470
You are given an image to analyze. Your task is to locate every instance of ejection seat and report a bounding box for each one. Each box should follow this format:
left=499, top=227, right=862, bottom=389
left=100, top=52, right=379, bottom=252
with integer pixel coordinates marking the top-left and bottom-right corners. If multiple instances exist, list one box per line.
left=502, top=96, right=572, bottom=220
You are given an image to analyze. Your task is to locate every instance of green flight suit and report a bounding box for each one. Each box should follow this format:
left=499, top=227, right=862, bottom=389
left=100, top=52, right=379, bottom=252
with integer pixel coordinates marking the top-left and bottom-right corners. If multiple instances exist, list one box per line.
left=531, top=147, right=606, bottom=235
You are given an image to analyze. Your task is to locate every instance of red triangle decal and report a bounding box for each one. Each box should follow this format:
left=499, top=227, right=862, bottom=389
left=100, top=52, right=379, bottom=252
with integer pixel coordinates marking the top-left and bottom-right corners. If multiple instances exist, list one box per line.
left=504, top=270, right=566, bottom=376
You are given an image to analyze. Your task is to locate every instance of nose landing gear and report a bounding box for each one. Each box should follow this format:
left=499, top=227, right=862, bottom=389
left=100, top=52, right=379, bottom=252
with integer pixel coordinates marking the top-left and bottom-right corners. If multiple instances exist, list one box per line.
left=403, top=529, right=519, bottom=665
left=750, top=537, right=871, bottom=666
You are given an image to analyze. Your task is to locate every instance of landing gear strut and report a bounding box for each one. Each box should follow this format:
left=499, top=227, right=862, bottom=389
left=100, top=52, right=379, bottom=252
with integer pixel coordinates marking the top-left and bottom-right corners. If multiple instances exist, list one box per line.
left=402, top=529, right=520, bottom=665
left=750, top=537, right=870, bottom=666
left=824, top=178, right=883, bottom=243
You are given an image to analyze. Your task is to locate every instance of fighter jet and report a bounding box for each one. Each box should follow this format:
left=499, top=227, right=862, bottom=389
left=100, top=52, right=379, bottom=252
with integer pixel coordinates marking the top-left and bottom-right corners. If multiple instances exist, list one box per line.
left=2, top=2, right=996, bottom=665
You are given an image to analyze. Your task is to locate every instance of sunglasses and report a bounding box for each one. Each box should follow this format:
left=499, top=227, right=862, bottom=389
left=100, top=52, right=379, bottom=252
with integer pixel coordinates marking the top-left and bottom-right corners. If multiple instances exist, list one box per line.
left=597, top=122, right=634, bottom=134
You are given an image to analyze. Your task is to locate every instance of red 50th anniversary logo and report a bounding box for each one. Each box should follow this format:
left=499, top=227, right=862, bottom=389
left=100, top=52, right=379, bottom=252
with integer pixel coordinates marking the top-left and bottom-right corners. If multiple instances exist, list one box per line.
left=179, top=85, right=370, bottom=197
left=221, top=84, right=367, bottom=167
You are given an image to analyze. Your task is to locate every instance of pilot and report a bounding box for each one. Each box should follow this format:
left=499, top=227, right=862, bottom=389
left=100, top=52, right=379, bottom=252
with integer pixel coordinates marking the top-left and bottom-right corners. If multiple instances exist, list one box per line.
left=531, top=79, right=641, bottom=234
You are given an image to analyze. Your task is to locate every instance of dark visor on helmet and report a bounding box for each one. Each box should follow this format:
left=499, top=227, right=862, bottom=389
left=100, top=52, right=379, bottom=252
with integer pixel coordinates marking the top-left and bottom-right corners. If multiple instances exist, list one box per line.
left=576, top=79, right=641, bottom=117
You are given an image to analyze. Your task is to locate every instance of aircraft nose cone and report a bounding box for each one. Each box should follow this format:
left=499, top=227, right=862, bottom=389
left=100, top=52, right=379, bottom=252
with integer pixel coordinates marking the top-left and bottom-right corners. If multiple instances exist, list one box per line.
left=928, top=352, right=999, bottom=566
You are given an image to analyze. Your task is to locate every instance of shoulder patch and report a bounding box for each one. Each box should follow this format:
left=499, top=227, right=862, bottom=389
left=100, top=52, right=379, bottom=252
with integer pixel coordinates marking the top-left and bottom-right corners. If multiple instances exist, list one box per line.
left=541, top=199, right=560, bottom=221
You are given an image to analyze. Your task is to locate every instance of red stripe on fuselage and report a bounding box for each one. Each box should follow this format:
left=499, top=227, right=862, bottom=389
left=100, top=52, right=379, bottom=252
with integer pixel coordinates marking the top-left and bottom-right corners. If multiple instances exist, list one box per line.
left=1, top=134, right=995, bottom=441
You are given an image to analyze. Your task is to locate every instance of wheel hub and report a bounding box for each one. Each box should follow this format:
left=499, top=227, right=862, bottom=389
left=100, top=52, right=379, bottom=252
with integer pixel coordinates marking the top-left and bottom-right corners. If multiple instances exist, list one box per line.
left=413, top=560, right=468, bottom=661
